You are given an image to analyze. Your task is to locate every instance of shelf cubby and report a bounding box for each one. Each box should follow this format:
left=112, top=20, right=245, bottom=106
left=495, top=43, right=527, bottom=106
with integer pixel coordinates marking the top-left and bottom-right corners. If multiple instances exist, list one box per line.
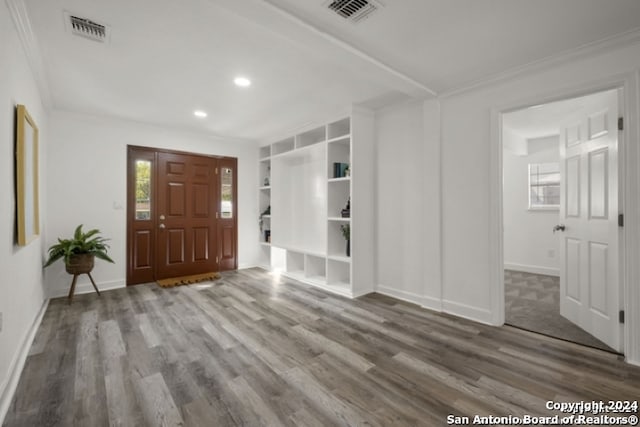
left=258, top=244, right=272, bottom=269
left=272, top=137, right=295, bottom=156
left=296, top=126, right=326, bottom=149
left=259, top=145, right=271, bottom=160
left=327, top=259, right=351, bottom=288
left=259, top=159, right=271, bottom=187
left=286, top=251, right=305, bottom=277
left=328, top=180, right=350, bottom=219
left=327, top=117, right=350, bottom=140
left=305, top=254, right=326, bottom=283
left=328, top=220, right=350, bottom=259
left=328, top=139, right=351, bottom=179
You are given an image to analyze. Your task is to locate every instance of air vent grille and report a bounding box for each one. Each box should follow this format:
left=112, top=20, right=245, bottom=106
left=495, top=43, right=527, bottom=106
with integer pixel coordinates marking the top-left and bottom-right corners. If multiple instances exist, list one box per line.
left=326, top=0, right=380, bottom=23
left=69, top=15, right=107, bottom=42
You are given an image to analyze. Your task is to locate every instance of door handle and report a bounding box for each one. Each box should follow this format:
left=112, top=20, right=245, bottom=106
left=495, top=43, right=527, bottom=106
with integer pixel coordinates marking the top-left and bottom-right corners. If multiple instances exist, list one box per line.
left=553, top=224, right=566, bottom=233
left=159, top=223, right=165, bottom=229
left=159, top=215, right=165, bottom=220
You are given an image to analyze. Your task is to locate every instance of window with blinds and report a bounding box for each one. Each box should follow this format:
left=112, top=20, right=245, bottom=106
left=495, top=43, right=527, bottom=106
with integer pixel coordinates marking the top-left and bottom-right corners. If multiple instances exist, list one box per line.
left=529, top=163, right=560, bottom=209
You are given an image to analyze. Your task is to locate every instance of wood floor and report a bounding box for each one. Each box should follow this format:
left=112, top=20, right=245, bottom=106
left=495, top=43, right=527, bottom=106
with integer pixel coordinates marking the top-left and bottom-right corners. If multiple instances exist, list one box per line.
left=4, top=268, right=639, bottom=426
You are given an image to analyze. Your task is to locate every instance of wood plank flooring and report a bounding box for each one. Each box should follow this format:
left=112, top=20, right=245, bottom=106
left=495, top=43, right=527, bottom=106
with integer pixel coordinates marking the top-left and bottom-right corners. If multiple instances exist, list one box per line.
left=4, top=268, right=640, bottom=426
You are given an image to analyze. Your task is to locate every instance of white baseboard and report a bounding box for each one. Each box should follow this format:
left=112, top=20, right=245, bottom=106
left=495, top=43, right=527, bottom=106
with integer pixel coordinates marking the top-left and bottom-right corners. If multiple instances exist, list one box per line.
left=376, top=285, right=426, bottom=307
left=238, top=263, right=258, bottom=270
left=422, top=294, right=443, bottom=312
left=504, top=263, right=559, bottom=277
left=0, top=298, right=49, bottom=425
left=442, top=299, right=493, bottom=325
left=376, top=286, right=444, bottom=313
left=48, top=279, right=126, bottom=299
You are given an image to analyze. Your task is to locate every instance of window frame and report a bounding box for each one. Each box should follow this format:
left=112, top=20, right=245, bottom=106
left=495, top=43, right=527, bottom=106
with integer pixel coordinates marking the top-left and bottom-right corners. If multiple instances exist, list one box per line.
left=528, top=162, right=560, bottom=211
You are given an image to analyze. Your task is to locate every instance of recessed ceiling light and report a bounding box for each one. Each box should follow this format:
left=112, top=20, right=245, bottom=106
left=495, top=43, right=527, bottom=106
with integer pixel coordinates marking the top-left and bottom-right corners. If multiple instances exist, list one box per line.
left=194, top=110, right=207, bottom=118
left=234, top=77, right=251, bottom=87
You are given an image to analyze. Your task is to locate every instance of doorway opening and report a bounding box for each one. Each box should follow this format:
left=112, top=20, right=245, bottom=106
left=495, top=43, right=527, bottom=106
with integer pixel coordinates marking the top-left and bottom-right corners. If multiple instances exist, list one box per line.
left=502, top=88, right=622, bottom=353
left=127, top=146, right=238, bottom=285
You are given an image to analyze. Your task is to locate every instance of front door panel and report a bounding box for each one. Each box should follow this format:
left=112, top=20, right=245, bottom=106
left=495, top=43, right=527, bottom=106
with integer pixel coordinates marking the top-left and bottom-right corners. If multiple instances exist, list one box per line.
left=157, top=152, right=218, bottom=279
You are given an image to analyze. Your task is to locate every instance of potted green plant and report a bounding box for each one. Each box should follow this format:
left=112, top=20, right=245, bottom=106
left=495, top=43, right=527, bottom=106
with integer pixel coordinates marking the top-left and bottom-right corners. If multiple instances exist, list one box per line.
left=44, top=224, right=114, bottom=274
left=340, top=223, right=350, bottom=257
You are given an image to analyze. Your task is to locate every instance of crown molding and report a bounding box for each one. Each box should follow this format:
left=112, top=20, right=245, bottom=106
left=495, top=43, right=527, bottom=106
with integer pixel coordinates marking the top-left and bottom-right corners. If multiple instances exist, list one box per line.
left=5, top=0, right=52, bottom=109
left=439, top=27, right=640, bottom=99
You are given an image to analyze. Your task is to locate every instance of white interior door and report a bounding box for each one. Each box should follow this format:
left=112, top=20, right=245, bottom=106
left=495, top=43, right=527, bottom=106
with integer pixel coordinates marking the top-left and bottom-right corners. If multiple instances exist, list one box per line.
left=558, top=89, right=621, bottom=352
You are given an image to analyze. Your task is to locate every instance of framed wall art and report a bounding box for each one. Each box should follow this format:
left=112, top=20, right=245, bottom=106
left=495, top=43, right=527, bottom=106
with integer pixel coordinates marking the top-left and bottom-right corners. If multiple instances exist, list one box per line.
left=16, top=104, right=40, bottom=246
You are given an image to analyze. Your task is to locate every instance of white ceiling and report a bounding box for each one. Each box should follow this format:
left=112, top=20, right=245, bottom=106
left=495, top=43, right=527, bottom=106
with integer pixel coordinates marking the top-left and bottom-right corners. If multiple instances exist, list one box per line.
left=22, top=0, right=640, bottom=141
left=267, top=0, right=640, bottom=93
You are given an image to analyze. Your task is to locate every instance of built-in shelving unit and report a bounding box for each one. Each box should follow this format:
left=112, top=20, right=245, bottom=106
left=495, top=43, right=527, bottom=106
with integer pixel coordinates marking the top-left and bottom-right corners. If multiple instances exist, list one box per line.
left=257, top=110, right=374, bottom=298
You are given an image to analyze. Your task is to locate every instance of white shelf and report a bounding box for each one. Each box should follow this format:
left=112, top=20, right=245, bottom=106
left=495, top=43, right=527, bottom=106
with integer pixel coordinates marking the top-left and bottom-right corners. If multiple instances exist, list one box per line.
left=285, top=271, right=306, bottom=282
left=326, top=280, right=350, bottom=290
left=271, top=141, right=324, bottom=160
left=328, top=177, right=351, bottom=183
left=261, top=215, right=271, bottom=218
left=306, top=275, right=327, bottom=284
left=328, top=217, right=350, bottom=222
left=260, top=242, right=271, bottom=247
left=327, top=134, right=350, bottom=144
left=260, top=186, right=271, bottom=190
left=328, top=255, right=351, bottom=263
left=273, top=245, right=326, bottom=258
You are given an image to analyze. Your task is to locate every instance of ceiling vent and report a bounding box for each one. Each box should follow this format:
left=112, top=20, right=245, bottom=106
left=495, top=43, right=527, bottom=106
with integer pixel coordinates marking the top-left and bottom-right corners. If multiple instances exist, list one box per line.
left=66, top=13, right=110, bottom=43
left=325, top=0, right=382, bottom=23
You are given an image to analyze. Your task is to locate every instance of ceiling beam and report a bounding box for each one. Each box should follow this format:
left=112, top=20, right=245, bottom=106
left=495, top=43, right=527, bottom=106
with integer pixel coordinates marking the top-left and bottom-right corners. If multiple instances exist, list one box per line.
left=212, top=0, right=437, bottom=99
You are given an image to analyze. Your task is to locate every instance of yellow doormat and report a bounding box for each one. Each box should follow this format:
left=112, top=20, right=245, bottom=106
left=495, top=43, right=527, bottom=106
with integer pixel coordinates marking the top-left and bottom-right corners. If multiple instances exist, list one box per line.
left=157, top=272, right=221, bottom=288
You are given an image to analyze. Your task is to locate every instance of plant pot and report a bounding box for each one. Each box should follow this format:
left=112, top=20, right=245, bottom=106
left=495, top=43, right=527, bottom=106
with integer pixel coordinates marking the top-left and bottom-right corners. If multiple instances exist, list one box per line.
left=65, top=253, right=95, bottom=275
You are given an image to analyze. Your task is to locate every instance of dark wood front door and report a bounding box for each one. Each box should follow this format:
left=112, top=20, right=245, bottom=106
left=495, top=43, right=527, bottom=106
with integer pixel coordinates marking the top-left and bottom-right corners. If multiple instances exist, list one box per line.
left=127, top=146, right=238, bottom=285
left=156, top=152, right=217, bottom=279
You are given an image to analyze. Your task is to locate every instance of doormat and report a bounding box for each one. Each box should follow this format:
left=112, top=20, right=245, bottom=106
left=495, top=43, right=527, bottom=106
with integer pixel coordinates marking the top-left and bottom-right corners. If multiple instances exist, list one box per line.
left=157, top=272, right=221, bottom=288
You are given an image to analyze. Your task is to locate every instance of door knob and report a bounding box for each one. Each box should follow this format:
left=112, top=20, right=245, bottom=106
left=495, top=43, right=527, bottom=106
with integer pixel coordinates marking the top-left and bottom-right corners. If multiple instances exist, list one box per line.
left=159, top=223, right=165, bottom=229
left=553, top=224, right=566, bottom=233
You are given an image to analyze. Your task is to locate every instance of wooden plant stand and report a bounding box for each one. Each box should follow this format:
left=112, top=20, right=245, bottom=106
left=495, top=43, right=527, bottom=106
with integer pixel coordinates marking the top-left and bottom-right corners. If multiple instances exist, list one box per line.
left=68, top=272, right=101, bottom=304
left=65, top=253, right=101, bottom=304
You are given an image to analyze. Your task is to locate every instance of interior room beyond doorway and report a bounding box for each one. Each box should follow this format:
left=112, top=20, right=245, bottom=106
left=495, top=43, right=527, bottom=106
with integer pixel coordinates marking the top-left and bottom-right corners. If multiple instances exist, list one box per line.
left=502, top=89, right=620, bottom=353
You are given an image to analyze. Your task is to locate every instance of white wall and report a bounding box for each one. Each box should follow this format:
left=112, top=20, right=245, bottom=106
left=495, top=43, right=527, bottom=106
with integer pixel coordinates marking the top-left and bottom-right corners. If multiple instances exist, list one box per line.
left=439, top=41, right=640, bottom=329
left=375, top=101, right=425, bottom=300
left=0, top=1, right=48, bottom=420
left=503, top=135, right=560, bottom=276
left=45, top=111, right=259, bottom=297
left=375, top=99, right=441, bottom=308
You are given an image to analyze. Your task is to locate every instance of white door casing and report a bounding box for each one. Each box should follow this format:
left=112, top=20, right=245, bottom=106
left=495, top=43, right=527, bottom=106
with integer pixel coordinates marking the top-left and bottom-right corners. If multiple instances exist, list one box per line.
left=559, top=89, right=621, bottom=351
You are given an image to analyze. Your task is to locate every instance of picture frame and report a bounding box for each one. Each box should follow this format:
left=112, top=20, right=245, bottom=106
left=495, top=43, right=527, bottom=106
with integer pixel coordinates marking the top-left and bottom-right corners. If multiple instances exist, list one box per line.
left=16, top=104, right=40, bottom=246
